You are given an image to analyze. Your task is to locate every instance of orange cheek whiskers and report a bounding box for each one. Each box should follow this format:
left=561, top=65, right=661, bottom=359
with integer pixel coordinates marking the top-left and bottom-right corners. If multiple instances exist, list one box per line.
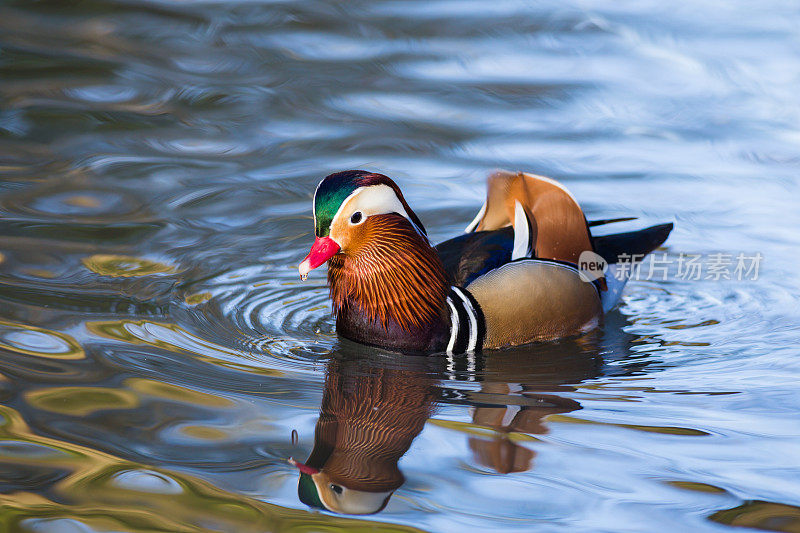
left=326, top=214, right=447, bottom=332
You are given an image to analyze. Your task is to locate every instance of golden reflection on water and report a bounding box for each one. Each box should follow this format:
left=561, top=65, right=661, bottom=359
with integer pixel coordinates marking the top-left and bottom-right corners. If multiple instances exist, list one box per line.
left=185, top=291, right=213, bottom=305
left=25, top=387, right=139, bottom=416
left=547, top=414, right=711, bottom=436
left=179, top=425, right=229, bottom=441
left=20, top=268, right=58, bottom=279
left=126, top=378, right=233, bottom=408
left=63, top=194, right=102, bottom=208
left=710, top=500, right=800, bottom=532
left=81, top=254, right=176, bottom=277
left=668, top=480, right=728, bottom=494
left=0, top=320, right=84, bottom=360
left=0, top=403, right=424, bottom=532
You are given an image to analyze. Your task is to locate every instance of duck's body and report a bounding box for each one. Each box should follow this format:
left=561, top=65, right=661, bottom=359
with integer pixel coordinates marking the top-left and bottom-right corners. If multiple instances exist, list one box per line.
left=299, top=170, right=672, bottom=354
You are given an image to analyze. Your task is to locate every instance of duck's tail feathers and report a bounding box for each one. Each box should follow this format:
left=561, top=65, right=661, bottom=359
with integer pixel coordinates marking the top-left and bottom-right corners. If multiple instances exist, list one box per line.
left=587, top=216, right=638, bottom=227
left=592, top=223, right=673, bottom=264
left=593, top=222, right=674, bottom=312
left=465, top=170, right=592, bottom=265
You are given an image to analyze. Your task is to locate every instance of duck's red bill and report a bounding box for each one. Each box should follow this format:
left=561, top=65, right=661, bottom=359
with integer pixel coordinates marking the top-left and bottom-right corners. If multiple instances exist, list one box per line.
left=299, top=236, right=340, bottom=279
left=288, top=457, right=320, bottom=475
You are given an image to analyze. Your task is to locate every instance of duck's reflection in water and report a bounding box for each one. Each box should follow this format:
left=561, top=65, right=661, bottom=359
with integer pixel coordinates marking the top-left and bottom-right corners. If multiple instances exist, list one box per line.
left=292, top=333, right=612, bottom=514
left=462, top=349, right=597, bottom=474
left=291, top=355, right=435, bottom=514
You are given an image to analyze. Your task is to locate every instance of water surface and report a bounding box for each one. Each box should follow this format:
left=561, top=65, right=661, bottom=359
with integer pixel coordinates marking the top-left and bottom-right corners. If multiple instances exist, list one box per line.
left=1, top=0, right=799, bottom=531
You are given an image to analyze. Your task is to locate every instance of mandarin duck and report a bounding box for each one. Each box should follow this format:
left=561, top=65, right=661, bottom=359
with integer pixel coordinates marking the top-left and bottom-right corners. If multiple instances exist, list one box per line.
left=290, top=357, right=434, bottom=514
left=299, top=170, right=672, bottom=354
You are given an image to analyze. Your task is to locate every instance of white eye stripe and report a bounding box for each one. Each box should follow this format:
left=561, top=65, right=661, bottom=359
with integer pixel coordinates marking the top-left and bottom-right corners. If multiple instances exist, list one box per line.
left=330, top=184, right=425, bottom=238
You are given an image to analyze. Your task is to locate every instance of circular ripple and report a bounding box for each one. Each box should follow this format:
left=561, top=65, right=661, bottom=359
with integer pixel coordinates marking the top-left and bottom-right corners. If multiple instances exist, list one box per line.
left=0, top=320, right=84, bottom=360
left=175, top=264, right=336, bottom=363
left=1, top=185, right=147, bottom=222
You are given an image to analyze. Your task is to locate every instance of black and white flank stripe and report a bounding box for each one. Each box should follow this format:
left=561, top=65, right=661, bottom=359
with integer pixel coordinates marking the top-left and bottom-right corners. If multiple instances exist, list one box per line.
left=445, top=286, right=485, bottom=355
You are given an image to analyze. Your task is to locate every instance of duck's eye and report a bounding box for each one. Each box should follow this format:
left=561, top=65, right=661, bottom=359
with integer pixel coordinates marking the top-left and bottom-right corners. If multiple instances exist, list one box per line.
left=350, top=211, right=363, bottom=224
left=330, top=483, right=343, bottom=495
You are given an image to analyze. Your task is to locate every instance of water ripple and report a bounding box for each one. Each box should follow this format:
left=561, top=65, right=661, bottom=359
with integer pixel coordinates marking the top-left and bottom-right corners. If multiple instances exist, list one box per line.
left=0, top=321, right=84, bottom=361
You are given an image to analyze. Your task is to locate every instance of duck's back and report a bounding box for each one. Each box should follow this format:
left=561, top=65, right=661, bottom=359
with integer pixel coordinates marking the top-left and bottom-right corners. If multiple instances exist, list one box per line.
left=434, top=170, right=673, bottom=347
left=435, top=227, right=515, bottom=287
